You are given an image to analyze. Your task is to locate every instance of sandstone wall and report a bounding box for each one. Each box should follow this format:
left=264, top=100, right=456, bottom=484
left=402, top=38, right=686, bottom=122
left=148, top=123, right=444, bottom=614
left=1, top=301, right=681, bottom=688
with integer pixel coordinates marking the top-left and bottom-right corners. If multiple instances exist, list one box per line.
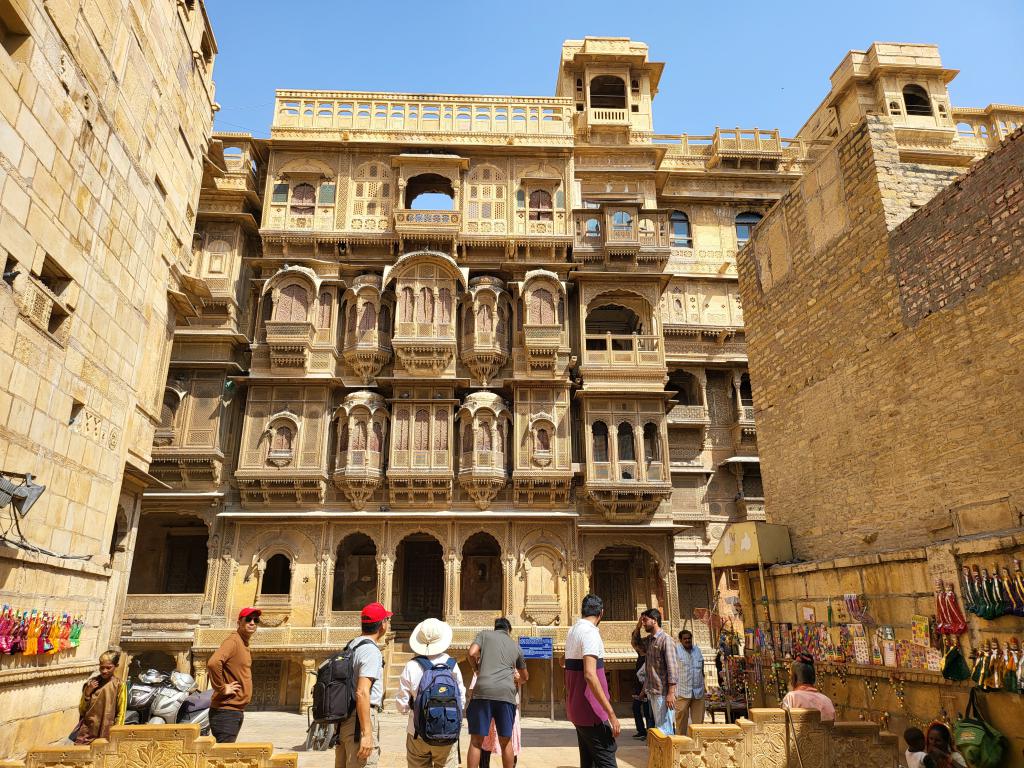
left=737, top=117, right=1023, bottom=561
left=0, top=0, right=215, bottom=755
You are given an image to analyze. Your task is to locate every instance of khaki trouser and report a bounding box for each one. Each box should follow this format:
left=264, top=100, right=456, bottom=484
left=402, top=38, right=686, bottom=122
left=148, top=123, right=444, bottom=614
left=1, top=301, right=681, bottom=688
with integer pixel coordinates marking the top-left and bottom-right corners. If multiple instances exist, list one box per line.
left=335, top=709, right=381, bottom=768
left=674, top=697, right=705, bottom=736
left=405, top=732, right=459, bottom=768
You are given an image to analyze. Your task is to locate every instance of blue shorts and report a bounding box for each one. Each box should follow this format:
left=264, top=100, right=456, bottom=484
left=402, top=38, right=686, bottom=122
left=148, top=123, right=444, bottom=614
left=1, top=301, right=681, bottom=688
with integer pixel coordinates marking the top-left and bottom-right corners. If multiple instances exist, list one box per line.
left=467, top=698, right=516, bottom=739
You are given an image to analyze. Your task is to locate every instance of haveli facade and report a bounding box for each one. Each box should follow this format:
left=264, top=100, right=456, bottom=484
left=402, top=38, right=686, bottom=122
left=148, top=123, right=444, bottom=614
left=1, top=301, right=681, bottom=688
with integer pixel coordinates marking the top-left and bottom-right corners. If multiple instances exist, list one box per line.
left=118, top=38, right=1022, bottom=716
left=0, top=0, right=218, bottom=756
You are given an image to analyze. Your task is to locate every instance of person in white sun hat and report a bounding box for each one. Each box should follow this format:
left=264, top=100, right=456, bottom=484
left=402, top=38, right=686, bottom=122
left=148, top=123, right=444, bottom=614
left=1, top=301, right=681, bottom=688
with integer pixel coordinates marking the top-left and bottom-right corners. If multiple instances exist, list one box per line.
left=395, top=618, right=467, bottom=768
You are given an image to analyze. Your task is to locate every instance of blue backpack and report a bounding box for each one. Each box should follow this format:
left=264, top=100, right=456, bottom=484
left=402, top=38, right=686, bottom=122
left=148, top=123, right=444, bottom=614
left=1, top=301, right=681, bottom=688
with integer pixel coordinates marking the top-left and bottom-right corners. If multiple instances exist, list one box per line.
left=413, top=656, right=462, bottom=746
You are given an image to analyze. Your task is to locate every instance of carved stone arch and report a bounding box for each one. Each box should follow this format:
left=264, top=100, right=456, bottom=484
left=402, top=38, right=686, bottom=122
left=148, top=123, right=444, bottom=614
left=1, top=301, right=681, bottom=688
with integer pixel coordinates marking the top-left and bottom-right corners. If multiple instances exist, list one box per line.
left=334, top=526, right=385, bottom=562
left=457, top=525, right=505, bottom=558
left=261, top=264, right=322, bottom=298
left=467, top=162, right=506, bottom=182
left=585, top=539, right=666, bottom=578
left=518, top=528, right=570, bottom=572
left=387, top=525, right=449, bottom=561
left=519, top=163, right=564, bottom=182
left=277, top=157, right=336, bottom=178
left=382, top=250, right=468, bottom=291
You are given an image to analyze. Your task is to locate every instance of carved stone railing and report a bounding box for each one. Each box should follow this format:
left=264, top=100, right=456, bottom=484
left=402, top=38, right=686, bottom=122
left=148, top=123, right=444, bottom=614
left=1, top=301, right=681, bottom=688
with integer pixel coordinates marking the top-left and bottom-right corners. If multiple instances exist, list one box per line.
left=0, top=724, right=297, bottom=768
left=582, top=333, right=664, bottom=369
left=737, top=497, right=766, bottom=521
left=645, top=708, right=897, bottom=768
left=667, top=404, right=710, bottom=426
left=264, top=320, right=315, bottom=370
left=394, top=209, right=461, bottom=237
left=272, top=91, right=574, bottom=146
left=124, top=594, right=204, bottom=615
left=738, top=404, right=755, bottom=424
left=587, top=107, right=629, bottom=126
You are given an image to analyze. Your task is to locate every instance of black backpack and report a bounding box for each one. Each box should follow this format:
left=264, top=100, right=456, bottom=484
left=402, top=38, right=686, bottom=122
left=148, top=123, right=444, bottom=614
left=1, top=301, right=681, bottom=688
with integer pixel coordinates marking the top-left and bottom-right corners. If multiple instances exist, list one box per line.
left=312, top=638, right=376, bottom=722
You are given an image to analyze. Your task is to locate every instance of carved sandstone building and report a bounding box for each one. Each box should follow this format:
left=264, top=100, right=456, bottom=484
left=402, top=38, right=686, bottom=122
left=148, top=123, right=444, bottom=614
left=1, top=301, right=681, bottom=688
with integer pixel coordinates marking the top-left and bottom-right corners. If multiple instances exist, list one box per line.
left=120, top=39, right=1021, bottom=714
left=0, top=0, right=217, bottom=755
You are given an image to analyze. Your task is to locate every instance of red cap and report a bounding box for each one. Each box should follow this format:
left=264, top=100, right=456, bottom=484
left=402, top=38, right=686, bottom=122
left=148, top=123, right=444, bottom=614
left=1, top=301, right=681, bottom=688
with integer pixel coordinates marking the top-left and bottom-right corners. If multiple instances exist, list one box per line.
left=360, top=602, right=393, bottom=623
left=238, top=607, right=262, bottom=620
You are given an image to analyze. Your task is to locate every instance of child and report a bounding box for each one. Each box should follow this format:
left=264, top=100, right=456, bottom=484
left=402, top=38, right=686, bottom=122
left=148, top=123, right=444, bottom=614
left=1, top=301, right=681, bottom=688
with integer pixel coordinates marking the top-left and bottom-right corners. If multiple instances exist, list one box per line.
left=903, top=727, right=926, bottom=768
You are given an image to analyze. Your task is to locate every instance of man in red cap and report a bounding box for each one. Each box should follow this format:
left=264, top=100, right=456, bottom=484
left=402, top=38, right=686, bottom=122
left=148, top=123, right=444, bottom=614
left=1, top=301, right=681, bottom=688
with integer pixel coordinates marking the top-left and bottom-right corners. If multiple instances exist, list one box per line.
left=207, top=606, right=260, bottom=742
left=336, top=601, right=392, bottom=768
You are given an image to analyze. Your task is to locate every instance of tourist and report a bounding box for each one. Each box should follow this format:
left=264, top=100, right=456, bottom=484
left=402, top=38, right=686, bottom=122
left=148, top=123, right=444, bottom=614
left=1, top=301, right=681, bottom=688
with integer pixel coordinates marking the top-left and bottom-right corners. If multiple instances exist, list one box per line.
left=466, top=617, right=528, bottom=768
left=630, top=653, right=654, bottom=739
left=631, top=608, right=677, bottom=735
left=476, top=669, right=522, bottom=768
left=565, top=594, right=620, bottom=768
left=903, top=726, right=927, bottom=768
left=780, top=653, right=835, bottom=722
left=71, top=650, right=126, bottom=744
left=335, top=602, right=391, bottom=768
left=674, top=630, right=705, bottom=736
left=207, top=607, right=259, bottom=743
left=926, top=722, right=967, bottom=768
left=395, top=617, right=465, bottom=768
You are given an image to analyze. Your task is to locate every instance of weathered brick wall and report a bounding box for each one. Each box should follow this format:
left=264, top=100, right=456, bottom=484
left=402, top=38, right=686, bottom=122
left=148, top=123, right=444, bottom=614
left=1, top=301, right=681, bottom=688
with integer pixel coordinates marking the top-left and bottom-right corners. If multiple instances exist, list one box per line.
left=737, top=116, right=1024, bottom=561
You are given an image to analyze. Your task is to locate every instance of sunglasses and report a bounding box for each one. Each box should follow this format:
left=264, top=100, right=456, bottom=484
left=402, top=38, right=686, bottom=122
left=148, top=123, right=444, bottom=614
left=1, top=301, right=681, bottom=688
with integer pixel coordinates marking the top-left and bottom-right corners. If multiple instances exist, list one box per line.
left=243, top=617, right=261, bottom=624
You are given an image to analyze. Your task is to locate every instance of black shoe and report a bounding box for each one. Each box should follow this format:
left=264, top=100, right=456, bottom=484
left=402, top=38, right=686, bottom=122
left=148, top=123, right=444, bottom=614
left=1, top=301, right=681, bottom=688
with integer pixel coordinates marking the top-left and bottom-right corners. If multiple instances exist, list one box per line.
left=633, top=732, right=646, bottom=739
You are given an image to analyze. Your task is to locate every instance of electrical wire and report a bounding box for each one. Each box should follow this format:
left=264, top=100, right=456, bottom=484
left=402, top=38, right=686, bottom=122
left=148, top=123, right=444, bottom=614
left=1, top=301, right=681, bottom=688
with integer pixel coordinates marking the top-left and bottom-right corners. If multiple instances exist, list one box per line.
left=0, top=503, right=93, bottom=561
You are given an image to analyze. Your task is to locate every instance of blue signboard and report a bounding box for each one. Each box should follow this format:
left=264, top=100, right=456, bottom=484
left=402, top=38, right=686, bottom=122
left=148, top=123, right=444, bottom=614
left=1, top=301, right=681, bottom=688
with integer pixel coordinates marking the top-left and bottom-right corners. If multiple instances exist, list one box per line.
left=518, top=636, right=553, bottom=659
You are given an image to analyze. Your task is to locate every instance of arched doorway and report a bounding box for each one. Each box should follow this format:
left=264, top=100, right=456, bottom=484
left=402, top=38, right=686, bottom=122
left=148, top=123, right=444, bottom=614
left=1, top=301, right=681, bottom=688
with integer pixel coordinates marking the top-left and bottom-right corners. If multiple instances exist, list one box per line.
left=333, top=533, right=378, bottom=612
left=590, top=546, right=664, bottom=621
left=127, top=513, right=208, bottom=595
left=461, top=532, right=502, bottom=612
left=392, top=533, right=445, bottom=623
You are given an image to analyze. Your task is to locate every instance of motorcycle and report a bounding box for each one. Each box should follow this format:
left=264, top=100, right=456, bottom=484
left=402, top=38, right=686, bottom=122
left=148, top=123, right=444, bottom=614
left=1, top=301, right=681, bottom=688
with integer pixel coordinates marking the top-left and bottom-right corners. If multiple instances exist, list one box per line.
left=124, top=669, right=211, bottom=735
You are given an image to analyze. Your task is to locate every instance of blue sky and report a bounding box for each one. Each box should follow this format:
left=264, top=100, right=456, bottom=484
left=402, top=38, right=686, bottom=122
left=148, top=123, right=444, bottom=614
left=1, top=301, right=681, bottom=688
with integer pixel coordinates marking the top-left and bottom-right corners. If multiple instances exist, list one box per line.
left=208, top=0, right=1024, bottom=138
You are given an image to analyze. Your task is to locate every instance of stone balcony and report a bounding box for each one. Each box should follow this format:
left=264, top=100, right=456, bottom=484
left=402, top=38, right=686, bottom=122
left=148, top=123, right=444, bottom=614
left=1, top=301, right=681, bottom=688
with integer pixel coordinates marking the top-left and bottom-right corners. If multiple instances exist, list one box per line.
left=667, top=403, right=710, bottom=427
left=149, top=447, right=225, bottom=487
left=458, top=449, right=508, bottom=509
left=394, top=209, right=461, bottom=241
left=271, top=91, right=575, bottom=148
left=342, top=329, right=392, bottom=384
left=263, top=319, right=315, bottom=369
left=737, top=495, right=766, bottom=520
left=573, top=210, right=671, bottom=269
left=120, top=593, right=204, bottom=644
left=332, top=452, right=385, bottom=510
left=581, top=333, right=666, bottom=388
left=585, top=460, right=672, bottom=521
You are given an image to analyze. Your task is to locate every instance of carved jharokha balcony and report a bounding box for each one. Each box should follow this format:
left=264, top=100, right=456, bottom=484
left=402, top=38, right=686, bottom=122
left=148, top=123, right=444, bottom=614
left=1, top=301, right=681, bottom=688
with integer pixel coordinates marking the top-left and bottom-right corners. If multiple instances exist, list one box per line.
left=460, top=328, right=509, bottom=385
left=667, top=404, right=710, bottom=427
left=584, top=468, right=672, bottom=521
left=343, top=328, right=392, bottom=385
left=581, top=333, right=666, bottom=386
left=264, top=319, right=315, bottom=369
left=572, top=210, right=670, bottom=269
left=459, top=449, right=508, bottom=509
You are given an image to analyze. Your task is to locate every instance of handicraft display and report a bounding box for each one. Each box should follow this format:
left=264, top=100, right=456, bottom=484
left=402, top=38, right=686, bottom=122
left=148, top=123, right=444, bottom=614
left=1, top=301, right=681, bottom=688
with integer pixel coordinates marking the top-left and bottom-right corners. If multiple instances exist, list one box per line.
left=0, top=606, right=83, bottom=655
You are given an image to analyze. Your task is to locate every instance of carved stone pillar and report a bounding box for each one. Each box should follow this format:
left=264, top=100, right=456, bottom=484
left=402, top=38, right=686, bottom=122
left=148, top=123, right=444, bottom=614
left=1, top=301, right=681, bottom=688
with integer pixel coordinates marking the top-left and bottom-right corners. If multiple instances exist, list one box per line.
left=300, top=657, right=317, bottom=712
left=314, top=552, right=333, bottom=627
left=732, top=371, right=744, bottom=419
left=503, top=554, right=516, bottom=618
left=444, top=550, right=461, bottom=622
left=201, top=517, right=223, bottom=621
left=377, top=553, right=395, bottom=611
left=193, top=657, right=208, bottom=690
left=663, top=566, right=680, bottom=629
left=174, top=649, right=191, bottom=673
left=609, top=422, right=619, bottom=472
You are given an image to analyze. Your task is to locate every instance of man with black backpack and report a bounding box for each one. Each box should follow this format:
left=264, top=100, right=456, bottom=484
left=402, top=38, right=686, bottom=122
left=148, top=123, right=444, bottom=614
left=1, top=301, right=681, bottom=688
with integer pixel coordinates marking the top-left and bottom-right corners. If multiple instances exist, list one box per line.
left=319, top=601, right=390, bottom=768
left=395, top=617, right=466, bottom=768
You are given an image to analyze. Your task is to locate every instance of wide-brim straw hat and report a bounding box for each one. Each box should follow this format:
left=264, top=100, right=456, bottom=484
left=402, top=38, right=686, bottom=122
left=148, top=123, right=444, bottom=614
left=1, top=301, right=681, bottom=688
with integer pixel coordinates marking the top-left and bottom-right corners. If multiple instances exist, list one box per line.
left=409, top=618, right=453, bottom=656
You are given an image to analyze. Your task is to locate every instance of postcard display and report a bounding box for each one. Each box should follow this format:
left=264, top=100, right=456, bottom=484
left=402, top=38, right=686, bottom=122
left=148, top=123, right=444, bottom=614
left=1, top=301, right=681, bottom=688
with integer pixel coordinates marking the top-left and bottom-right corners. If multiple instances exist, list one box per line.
left=740, top=561, right=1024, bottom=721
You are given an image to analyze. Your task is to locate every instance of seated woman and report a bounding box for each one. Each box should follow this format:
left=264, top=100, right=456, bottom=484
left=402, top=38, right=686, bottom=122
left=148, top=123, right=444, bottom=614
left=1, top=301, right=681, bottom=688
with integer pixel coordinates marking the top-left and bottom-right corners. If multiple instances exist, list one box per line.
left=73, top=650, right=126, bottom=744
left=780, top=653, right=836, bottom=722
left=926, top=722, right=967, bottom=768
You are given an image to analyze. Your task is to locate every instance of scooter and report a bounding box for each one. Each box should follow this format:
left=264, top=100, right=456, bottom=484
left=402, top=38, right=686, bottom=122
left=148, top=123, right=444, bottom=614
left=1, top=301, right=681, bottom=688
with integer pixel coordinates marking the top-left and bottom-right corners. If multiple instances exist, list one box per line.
left=148, top=671, right=211, bottom=735
left=124, top=669, right=167, bottom=725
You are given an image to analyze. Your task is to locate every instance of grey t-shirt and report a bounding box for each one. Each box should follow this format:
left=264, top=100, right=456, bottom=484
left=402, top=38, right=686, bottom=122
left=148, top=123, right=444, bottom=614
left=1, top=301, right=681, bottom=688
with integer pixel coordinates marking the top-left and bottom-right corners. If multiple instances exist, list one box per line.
left=472, top=630, right=526, bottom=704
left=350, top=637, right=383, bottom=707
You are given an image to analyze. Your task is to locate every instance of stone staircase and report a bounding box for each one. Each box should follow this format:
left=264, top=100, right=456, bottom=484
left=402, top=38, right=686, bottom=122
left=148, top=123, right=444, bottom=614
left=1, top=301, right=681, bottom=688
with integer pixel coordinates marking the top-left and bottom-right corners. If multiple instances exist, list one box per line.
left=382, top=624, right=416, bottom=712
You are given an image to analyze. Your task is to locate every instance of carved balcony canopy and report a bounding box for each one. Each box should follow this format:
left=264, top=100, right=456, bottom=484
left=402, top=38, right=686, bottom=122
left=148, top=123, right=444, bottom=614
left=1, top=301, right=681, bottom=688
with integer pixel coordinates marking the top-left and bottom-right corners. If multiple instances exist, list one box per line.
left=260, top=265, right=324, bottom=370
left=332, top=391, right=389, bottom=510
left=342, top=274, right=393, bottom=384
left=458, top=391, right=511, bottom=509
left=460, top=276, right=511, bottom=385
left=515, top=270, right=570, bottom=377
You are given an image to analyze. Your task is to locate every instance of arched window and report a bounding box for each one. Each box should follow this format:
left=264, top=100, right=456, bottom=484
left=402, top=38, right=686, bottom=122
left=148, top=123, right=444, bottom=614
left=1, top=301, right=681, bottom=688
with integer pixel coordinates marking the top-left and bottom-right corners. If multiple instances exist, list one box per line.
left=618, top=422, right=636, bottom=462
left=638, top=218, right=656, bottom=239
left=611, top=210, right=632, bottom=232
left=316, top=292, right=332, bottom=329
left=497, top=422, right=506, bottom=455
left=332, top=534, right=377, bottom=612
left=466, top=164, right=506, bottom=231
left=379, top=305, right=391, bottom=335
left=590, top=76, right=626, bottom=109
left=400, top=287, right=415, bottom=323
left=902, top=84, right=932, bottom=117
left=585, top=218, right=601, bottom=239
left=353, top=420, right=368, bottom=451
left=434, top=410, right=448, bottom=450
left=740, top=373, right=754, bottom=406
left=476, top=303, right=493, bottom=334
left=593, top=421, right=609, bottom=463
left=370, top=422, right=383, bottom=453
left=358, top=303, right=377, bottom=336
left=275, top=283, right=309, bottom=322
left=670, top=211, right=692, bottom=248
left=414, top=409, right=430, bottom=451
left=417, top=287, right=434, bottom=323
left=395, top=408, right=410, bottom=451
left=159, top=392, right=180, bottom=430
left=735, top=212, right=762, bottom=247
left=347, top=304, right=357, bottom=334
left=269, top=424, right=294, bottom=460
left=528, top=288, right=556, bottom=325
left=462, top=423, right=474, bottom=454
left=290, top=183, right=315, bottom=215
left=529, top=190, right=552, bottom=221
left=351, top=162, right=392, bottom=222
left=261, top=554, right=291, bottom=595
left=643, top=422, right=659, bottom=462
left=536, top=427, right=550, bottom=452
left=438, top=288, right=453, bottom=324
left=477, top=423, right=492, bottom=452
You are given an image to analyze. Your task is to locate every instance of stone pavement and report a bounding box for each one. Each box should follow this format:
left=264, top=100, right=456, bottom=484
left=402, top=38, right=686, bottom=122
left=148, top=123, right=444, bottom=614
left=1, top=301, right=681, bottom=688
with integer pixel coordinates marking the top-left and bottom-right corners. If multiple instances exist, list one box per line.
left=237, top=711, right=651, bottom=768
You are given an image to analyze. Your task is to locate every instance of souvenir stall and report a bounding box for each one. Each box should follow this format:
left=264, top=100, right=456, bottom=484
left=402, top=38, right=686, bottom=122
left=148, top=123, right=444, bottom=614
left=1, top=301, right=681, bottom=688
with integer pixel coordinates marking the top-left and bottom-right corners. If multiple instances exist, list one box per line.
left=708, top=522, right=794, bottom=719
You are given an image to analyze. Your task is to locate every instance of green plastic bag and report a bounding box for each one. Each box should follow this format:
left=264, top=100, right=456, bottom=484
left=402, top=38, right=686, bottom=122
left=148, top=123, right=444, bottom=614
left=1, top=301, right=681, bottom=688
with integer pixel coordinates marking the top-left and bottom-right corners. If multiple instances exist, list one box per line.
left=953, top=689, right=1004, bottom=768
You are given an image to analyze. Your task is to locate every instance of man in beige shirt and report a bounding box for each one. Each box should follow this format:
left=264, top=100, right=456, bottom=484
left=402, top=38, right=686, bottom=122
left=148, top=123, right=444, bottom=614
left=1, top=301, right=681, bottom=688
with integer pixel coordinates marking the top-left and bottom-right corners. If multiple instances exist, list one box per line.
left=207, top=606, right=259, bottom=742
